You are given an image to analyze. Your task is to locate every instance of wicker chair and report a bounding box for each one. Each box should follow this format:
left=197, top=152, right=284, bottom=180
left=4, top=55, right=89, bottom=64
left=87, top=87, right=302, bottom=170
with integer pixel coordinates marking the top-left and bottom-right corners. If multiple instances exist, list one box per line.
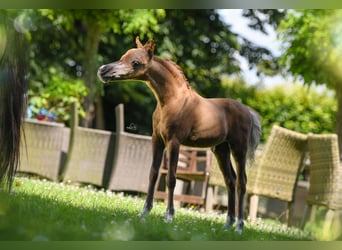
left=246, top=125, right=308, bottom=226
left=154, top=147, right=212, bottom=206
left=302, top=134, right=342, bottom=236
left=62, top=127, right=116, bottom=187
left=55, top=102, right=115, bottom=187
left=205, top=156, right=228, bottom=210
left=19, top=119, right=66, bottom=181
left=107, top=104, right=153, bottom=193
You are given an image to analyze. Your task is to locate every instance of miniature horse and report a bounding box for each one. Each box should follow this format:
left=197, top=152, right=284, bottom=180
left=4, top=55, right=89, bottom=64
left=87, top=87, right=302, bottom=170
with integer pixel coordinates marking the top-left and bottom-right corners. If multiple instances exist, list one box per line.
left=97, top=37, right=261, bottom=233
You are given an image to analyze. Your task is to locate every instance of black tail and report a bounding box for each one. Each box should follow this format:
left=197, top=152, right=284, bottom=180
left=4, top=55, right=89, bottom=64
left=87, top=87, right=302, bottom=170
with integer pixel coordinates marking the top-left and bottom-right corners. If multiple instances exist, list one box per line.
left=247, top=109, right=262, bottom=165
left=0, top=11, right=27, bottom=190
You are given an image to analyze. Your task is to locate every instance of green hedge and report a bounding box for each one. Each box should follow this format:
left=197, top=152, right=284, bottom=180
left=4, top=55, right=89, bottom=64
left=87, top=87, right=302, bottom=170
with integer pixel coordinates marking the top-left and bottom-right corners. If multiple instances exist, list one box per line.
left=221, top=78, right=337, bottom=142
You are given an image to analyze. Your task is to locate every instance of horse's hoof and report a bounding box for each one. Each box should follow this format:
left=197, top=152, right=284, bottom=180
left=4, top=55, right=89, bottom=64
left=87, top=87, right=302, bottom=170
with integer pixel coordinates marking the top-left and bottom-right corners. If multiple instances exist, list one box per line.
left=235, top=227, right=243, bottom=234
left=234, top=219, right=244, bottom=234
left=164, top=213, right=174, bottom=223
left=139, top=208, right=150, bottom=217
left=222, top=223, right=233, bottom=230
left=223, top=216, right=235, bottom=230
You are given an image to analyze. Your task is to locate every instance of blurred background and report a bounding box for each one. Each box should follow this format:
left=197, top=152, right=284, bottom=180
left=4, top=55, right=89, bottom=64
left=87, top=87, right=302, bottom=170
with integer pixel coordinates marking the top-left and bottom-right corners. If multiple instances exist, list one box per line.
left=3, top=9, right=340, bottom=147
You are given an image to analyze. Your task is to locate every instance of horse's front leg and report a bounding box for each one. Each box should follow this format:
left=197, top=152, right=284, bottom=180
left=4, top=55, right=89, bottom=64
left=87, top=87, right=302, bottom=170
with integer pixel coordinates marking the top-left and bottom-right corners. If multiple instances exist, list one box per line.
left=140, top=135, right=165, bottom=217
left=165, top=139, right=180, bottom=222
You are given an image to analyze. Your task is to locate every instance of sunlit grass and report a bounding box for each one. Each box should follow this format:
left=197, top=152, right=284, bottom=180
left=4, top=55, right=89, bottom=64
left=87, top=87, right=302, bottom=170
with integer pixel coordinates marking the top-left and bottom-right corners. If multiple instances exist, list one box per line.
left=302, top=208, right=342, bottom=241
left=0, top=177, right=314, bottom=241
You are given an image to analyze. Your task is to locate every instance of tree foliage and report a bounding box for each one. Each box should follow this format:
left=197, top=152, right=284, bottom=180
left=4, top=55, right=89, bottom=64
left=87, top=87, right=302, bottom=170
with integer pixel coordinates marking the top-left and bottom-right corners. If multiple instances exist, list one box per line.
left=243, top=9, right=286, bottom=34
left=278, top=9, right=342, bottom=155
left=278, top=10, right=342, bottom=87
left=154, top=10, right=241, bottom=94
left=24, top=9, right=165, bottom=127
left=102, top=9, right=282, bottom=133
left=240, top=9, right=287, bottom=77
left=28, top=71, right=89, bottom=125
left=10, top=9, right=338, bottom=144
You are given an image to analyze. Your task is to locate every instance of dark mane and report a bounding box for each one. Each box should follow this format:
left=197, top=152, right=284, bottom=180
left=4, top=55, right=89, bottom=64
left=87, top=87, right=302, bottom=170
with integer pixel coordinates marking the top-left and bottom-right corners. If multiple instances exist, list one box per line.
left=153, top=57, right=191, bottom=89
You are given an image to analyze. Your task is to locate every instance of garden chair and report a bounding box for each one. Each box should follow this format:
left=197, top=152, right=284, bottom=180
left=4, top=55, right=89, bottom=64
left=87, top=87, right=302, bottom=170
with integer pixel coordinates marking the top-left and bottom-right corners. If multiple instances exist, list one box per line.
left=107, top=104, right=153, bottom=193
left=205, top=155, right=229, bottom=211
left=60, top=101, right=116, bottom=187
left=301, top=134, right=342, bottom=237
left=19, top=119, right=66, bottom=181
left=154, top=147, right=212, bottom=207
left=62, top=127, right=116, bottom=187
left=246, top=125, right=308, bottom=226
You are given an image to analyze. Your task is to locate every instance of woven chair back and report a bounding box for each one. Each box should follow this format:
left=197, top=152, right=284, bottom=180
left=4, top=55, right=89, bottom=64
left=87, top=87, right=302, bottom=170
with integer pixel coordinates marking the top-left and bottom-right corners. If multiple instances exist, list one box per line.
left=19, top=119, right=65, bottom=181
left=307, top=134, right=342, bottom=210
left=247, top=125, right=308, bottom=202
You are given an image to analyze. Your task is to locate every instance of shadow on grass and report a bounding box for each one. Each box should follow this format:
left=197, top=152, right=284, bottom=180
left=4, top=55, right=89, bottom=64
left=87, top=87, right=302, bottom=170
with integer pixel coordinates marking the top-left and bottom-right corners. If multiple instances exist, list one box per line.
left=1, top=190, right=141, bottom=240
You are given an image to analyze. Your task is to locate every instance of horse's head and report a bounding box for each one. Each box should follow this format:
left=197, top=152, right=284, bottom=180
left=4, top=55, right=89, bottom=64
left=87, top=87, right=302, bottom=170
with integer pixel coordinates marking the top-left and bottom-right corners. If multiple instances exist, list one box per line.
left=97, top=36, right=155, bottom=83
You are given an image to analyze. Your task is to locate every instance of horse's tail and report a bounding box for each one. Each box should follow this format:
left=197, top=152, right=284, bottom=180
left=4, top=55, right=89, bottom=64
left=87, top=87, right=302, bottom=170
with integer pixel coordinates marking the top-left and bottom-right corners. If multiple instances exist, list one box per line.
left=247, top=108, right=262, bottom=166
left=0, top=11, right=27, bottom=191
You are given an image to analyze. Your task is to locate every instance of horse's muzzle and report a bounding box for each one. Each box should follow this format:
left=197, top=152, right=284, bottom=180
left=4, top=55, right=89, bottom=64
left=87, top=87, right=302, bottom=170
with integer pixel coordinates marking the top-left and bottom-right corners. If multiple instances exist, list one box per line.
left=97, top=64, right=112, bottom=83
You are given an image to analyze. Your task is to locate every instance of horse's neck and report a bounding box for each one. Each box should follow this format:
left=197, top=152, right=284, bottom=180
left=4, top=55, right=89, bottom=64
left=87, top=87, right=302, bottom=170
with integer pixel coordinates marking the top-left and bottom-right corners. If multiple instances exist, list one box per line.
left=145, top=58, right=192, bottom=106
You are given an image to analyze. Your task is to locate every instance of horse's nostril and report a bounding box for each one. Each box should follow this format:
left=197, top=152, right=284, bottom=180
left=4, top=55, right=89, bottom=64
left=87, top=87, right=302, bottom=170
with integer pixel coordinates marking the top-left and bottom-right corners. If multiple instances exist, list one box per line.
left=99, top=65, right=108, bottom=73
left=99, top=65, right=114, bottom=75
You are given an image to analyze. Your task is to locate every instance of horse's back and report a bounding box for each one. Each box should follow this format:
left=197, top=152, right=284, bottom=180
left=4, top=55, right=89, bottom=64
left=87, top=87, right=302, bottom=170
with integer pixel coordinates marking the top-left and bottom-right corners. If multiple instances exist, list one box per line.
left=207, top=97, right=251, bottom=121
left=206, top=97, right=254, bottom=145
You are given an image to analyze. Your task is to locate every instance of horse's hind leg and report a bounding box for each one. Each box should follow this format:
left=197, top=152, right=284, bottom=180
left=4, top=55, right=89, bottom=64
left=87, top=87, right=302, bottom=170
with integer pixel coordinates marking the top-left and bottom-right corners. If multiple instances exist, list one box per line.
left=141, top=135, right=165, bottom=216
left=212, top=142, right=236, bottom=229
left=231, top=148, right=247, bottom=234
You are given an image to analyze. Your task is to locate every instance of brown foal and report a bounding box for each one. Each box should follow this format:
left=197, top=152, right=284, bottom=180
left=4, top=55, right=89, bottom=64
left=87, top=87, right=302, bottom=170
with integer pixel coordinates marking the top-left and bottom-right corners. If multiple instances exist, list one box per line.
left=97, top=37, right=261, bottom=234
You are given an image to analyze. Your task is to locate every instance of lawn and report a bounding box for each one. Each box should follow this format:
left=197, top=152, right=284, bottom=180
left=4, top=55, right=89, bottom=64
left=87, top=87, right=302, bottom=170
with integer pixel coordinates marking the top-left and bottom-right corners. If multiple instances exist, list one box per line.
left=0, top=177, right=315, bottom=241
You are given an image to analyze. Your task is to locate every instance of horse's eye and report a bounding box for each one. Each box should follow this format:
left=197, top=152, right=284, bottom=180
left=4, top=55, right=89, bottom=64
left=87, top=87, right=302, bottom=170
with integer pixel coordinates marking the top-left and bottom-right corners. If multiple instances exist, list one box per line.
left=132, top=61, right=140, bottom=67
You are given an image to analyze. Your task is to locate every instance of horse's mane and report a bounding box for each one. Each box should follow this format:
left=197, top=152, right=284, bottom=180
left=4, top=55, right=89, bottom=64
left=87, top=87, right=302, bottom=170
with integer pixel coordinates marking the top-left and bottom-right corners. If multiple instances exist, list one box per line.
left=153, top=57, right=191, bottom=89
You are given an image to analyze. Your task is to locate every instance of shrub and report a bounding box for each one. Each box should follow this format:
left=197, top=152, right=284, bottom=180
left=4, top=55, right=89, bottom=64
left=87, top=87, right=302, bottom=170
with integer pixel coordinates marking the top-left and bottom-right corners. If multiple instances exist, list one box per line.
left=246, top=84, right=337, bottom=142
left=221, top=77, right=337, bottom=142
left=28, top=68, right=89, bottom=125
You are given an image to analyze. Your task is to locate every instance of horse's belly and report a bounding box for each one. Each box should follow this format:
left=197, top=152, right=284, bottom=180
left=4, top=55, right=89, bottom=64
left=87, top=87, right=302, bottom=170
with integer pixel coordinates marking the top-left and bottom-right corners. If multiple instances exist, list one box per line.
left=182, top=127, right=227, bottom=148
left=181, top=107, right=228, bottom=147
left=182, top=137, right=225, bottom=148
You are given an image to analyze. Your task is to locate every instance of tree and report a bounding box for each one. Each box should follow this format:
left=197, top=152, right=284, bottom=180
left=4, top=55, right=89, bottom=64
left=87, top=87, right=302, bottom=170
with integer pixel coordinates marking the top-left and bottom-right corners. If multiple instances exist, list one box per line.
left=153, top=10, right=281, bottom=95
left=101, top=9, right=246, bottom=133
left=154, top=10, right=241, bottom=95
left=101, top=10, right=282, bottom=134
left=278, top=9, right=342, bottom=157
left=241, top=9, right=287, bottom=77
left=24, top=9, right=284, bottom=133
left=27, top=9, right=165, bottom=128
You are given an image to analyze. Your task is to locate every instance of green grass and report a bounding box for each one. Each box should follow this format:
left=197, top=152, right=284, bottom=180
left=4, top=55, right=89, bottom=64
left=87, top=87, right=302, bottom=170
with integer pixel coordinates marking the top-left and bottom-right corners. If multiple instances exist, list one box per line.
left=0, top=177, right=315, bottom=241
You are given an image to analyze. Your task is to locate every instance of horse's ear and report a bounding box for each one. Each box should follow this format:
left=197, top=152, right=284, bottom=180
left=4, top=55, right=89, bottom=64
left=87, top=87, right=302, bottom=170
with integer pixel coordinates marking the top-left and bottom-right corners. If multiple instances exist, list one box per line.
left=144, top=39, right=155, bottom=58
left=136, top=36, right=144, bottom=48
